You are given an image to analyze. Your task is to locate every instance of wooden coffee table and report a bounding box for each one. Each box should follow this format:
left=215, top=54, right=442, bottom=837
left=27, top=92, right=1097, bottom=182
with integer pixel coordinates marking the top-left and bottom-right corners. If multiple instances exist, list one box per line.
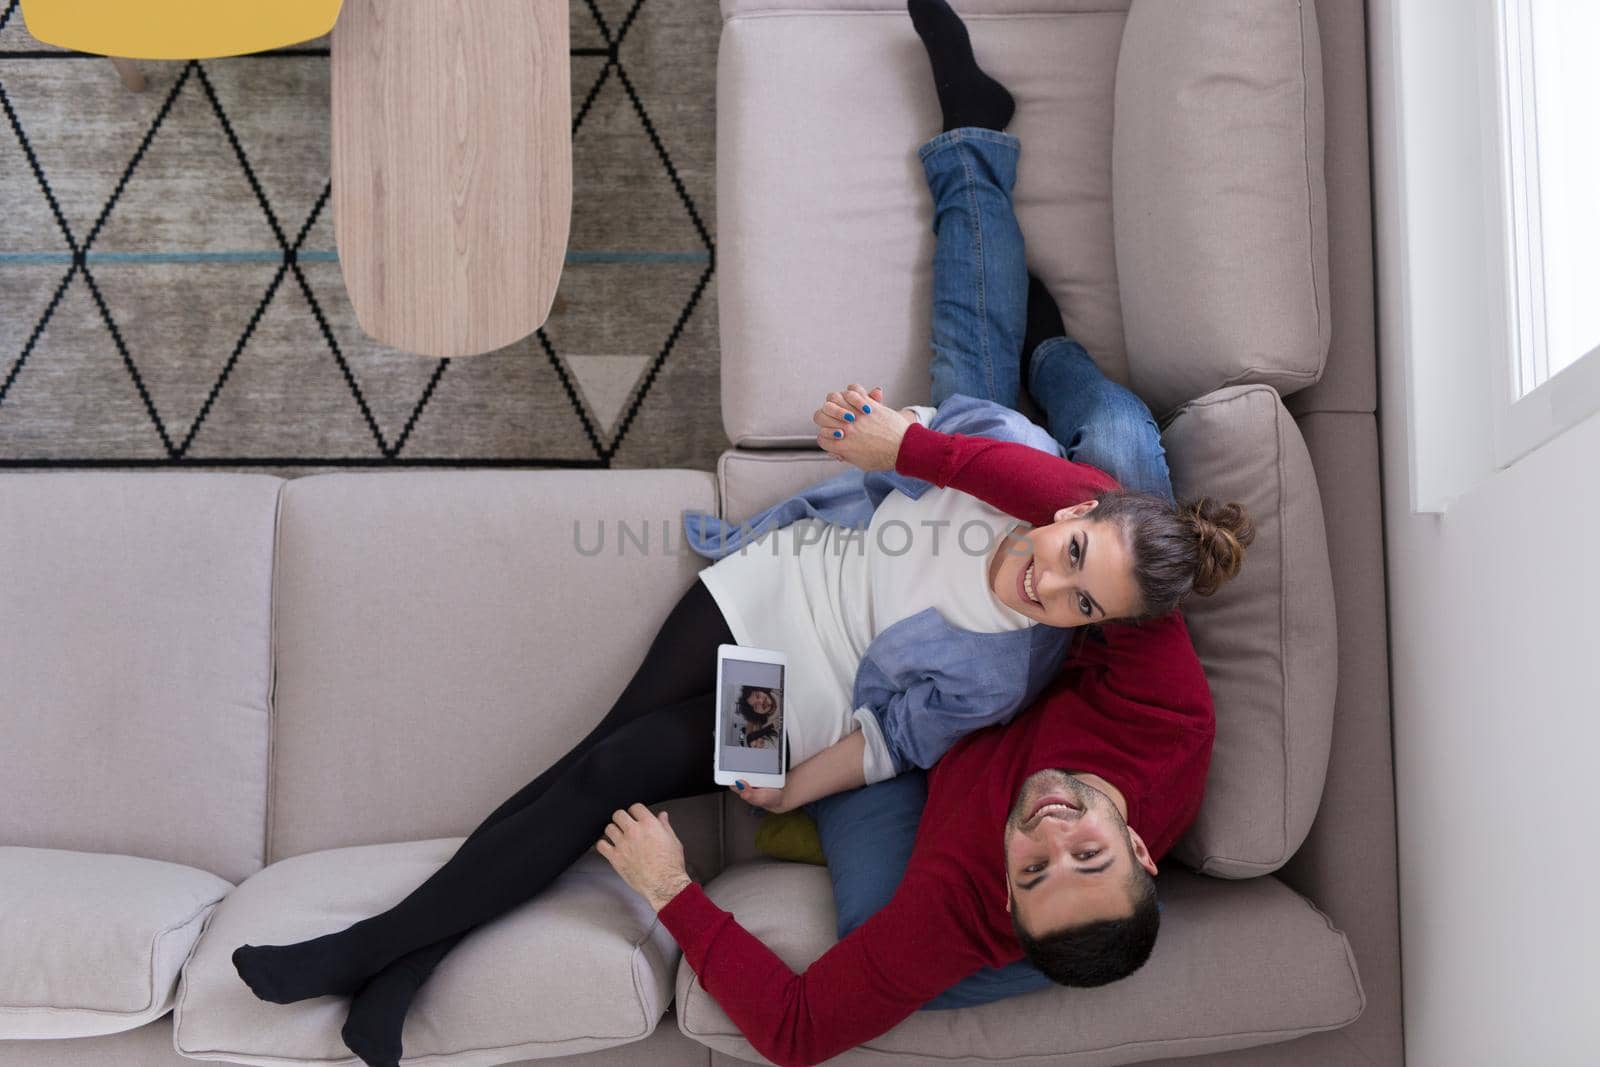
left=331, top=0, right=571, bottom=358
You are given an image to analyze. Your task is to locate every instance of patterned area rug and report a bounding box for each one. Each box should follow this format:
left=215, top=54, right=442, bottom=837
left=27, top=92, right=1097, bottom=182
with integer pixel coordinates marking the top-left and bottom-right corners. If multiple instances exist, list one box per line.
left=0, top=0, right=725, bottom=475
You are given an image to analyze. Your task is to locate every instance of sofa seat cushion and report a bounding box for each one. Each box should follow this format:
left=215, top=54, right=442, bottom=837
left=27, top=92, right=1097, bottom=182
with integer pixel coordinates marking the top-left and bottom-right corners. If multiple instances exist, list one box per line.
left=675, top=861, right=1364, bottom=1064
left=0, top=847, right=231, bottom=1040
left=174, top=841, right=678, bottom=1066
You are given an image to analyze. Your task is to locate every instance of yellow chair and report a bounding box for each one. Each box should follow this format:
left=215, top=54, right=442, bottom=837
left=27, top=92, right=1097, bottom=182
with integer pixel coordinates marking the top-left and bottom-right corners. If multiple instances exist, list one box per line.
left=20, top=0, right=342, bottom=89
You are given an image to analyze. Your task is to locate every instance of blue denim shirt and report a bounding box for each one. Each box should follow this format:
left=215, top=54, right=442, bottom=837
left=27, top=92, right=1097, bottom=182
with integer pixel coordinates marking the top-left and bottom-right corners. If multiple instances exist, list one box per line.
left=682, top=394, right=1074, bottom=779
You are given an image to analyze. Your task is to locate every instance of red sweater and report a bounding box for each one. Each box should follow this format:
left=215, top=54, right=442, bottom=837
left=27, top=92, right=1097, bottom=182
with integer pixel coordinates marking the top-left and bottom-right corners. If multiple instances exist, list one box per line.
left=659, top=423, right=1215, bottom=1067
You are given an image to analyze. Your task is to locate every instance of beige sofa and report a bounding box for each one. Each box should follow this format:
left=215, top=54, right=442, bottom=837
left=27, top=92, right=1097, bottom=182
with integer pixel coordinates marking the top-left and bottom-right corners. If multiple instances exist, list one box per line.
left=0, top=0, right=1400, bottom=1065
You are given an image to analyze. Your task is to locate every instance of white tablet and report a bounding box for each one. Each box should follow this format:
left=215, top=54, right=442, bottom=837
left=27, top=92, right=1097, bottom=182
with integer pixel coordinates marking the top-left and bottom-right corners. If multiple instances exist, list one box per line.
left=713, top=644, right=787, bottom=789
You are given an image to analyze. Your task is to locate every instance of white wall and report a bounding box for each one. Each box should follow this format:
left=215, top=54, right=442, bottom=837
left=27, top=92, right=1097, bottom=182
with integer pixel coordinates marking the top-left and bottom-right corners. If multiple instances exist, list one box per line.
left=1372, top=2, right=1600, bottom=1063
left=1380, top=407, right=1600, bottom=1065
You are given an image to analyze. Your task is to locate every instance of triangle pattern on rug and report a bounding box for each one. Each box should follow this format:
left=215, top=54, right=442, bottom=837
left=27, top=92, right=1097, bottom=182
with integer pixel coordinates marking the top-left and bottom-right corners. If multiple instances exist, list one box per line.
left=89, top=66, right=283, bottom=253
left=182, top=269, right=390, bottom=458
left=563, top=353, right=651, bottom=434
left=0, top=276, right=169, bottom=458
left=568, top=58, right=705, bottom=255
left=196, top=55, right=331, bottom=245
left=0, top=57, right=181, bottom=244
left=294, top=258, right=448, bottom=453
left=396, top=333, right=600, bottom=462
left=85, top=260, right=286, bottom=450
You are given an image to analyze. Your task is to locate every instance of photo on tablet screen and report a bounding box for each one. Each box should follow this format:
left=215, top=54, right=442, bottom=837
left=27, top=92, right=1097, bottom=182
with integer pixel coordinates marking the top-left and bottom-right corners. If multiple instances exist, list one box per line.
left=720, top=658, right=784, bottom=775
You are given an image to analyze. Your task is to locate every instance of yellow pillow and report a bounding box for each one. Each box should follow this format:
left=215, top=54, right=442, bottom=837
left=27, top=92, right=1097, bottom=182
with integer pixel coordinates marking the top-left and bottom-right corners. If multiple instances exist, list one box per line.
left=753, top=809, right=826, bottom=866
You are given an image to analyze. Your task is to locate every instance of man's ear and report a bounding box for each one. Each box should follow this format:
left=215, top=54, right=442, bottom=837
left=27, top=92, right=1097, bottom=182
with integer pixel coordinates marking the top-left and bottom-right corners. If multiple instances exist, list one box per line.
left=1053, top=499, right=1100, bottom=524
left=1128, top=827, right=1158, bottom=877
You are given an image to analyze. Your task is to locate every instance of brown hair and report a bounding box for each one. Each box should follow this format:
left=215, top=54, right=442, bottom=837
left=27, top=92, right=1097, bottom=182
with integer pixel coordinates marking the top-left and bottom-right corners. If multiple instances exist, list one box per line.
left=1090, top=490, right=1256, bottom=619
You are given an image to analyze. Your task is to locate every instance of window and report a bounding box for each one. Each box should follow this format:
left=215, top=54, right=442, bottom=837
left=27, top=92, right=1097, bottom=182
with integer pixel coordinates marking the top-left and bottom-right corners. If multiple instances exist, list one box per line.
left=1370, top=0, right=1597, bottom=510
left=1492, top=0, right=1600, bottom=462
left=1500, top=0, right=1600, bottom=393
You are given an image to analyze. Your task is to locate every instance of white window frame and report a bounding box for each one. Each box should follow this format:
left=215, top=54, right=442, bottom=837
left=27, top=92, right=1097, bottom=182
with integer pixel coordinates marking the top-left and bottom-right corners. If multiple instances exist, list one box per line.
left=1371, top=0, right=1600, bottom=513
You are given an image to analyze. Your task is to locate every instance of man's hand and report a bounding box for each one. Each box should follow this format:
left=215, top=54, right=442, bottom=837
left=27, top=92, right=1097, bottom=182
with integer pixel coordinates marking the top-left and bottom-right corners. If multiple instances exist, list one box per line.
left=596, top=804, right=693, bottom=912
left=729, top=780, right=791, bottom=813
left=814, top=384, right=912, bottom=471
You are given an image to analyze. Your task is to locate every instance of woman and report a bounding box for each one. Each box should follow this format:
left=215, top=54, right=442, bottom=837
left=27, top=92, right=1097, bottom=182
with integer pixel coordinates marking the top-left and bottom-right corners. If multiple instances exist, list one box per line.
left=230, top=4, right=1252, bottom=1064
left=733, top=686, right=781, bottom=749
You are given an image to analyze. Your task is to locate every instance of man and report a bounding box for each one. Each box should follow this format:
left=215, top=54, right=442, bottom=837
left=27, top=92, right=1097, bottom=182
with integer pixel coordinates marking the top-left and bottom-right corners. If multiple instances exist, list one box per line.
left=598, top=411, right=1215, bottom=1067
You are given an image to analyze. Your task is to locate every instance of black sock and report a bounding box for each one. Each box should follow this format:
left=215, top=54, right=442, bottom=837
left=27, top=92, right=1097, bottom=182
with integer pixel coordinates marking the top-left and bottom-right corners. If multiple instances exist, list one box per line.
left=1021, top=274, right=1066, bottom=390
left=231, top=924, right=387, bottom=1004
left=908, top=0, right=1015, bottom=132
left=341, top=966, right=425, bottom=1067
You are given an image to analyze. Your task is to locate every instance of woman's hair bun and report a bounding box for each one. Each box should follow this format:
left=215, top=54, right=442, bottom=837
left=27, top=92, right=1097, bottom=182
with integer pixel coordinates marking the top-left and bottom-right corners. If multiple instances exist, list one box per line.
left=1183, top=498, right=1256, bottom=597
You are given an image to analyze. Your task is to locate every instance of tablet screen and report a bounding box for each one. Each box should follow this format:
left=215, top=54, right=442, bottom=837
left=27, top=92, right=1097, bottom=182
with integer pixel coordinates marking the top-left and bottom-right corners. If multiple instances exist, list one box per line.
left=719, top=658, right=784, bottom=775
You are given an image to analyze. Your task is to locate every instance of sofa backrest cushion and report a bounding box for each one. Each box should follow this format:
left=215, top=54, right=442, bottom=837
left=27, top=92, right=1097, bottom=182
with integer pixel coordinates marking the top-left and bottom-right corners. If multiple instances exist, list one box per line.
left=0, top=473, right=280, bottom=884
left=266, top=470, right=724, bottom=881
left=718, top=3, right=1132, bottom=447
left=1113, top=0, right=1330, bottom=416
left=1164, top=385, right=1337, bottom=876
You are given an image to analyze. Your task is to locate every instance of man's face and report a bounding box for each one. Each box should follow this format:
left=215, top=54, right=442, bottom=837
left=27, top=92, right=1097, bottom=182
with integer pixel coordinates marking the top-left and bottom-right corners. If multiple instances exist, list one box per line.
left=1002, top=770, right=1158, bottom=937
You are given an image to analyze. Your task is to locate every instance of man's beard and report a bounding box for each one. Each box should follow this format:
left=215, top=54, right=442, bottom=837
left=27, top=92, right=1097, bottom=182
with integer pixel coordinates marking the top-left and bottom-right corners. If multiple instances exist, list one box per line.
left=1005, top=769, right=1122, bottom=834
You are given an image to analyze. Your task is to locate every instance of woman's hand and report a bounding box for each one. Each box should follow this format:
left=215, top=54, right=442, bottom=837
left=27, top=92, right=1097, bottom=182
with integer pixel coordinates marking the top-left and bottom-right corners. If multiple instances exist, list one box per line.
left=814, top=383, right=912, bottom=471
left=730, top=780, right=791, bottom=814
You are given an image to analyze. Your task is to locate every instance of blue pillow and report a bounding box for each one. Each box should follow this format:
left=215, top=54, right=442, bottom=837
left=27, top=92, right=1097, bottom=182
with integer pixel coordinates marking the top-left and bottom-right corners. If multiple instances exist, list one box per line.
left=806, top=772, right=1052, bottom=1010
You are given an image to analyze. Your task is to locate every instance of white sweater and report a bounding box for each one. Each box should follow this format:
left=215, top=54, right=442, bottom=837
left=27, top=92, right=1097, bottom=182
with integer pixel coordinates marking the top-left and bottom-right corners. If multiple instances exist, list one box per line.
left=697, top=409, right=1032, bottom=780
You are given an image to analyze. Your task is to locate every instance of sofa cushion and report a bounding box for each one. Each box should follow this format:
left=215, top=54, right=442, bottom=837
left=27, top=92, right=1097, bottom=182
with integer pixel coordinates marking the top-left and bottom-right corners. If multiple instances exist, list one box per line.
left=0, top=847, right=231, bottom=1040
left=718, top=4, right=1131, bottom=447
left=0, top=472, right=280, bottom=884
left=1163, top=385, right=1337, bottom=877
left=1114, top=0, right=1331, bottom=415
left=675, top=861, right=1363, bottom=1062
left=753, top=810, right=826, bottom=866
left=174, top=841, right=678, bottom=1065
left=266, top=470, right=722, bottom=883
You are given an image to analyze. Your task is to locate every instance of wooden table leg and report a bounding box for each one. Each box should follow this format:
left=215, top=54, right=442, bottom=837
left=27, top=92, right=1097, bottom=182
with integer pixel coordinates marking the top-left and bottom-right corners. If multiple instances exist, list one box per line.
left=108, top=56, right=146, bottom=91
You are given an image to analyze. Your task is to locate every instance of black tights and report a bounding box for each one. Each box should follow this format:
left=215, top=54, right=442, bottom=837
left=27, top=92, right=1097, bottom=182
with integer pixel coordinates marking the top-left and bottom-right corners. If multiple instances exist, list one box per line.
left=370, top=575, right=731, bottom=952
left=234, top=579, right=734, bottom=1064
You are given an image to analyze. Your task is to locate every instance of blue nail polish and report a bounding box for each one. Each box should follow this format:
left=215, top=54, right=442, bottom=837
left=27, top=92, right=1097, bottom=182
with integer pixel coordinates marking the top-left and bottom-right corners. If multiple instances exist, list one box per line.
left=843, top=412, right=855, bottom=422
left=735, top=781, right=746, bottom=791
left=862, top=403, right=872, bottom=413
left=833, top=430, right=843, bottom=438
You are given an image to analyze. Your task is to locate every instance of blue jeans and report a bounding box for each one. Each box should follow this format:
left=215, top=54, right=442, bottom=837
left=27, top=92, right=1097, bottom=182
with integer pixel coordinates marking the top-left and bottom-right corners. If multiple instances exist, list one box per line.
left=920, top=128, right=1173, bottom=504
left=811, top=129, right=1175, bottom=1012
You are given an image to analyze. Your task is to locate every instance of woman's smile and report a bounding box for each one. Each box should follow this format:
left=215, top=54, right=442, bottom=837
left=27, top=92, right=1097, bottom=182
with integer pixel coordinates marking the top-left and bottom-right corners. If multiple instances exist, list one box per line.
left=1017, top=556, right=1042, bottom=609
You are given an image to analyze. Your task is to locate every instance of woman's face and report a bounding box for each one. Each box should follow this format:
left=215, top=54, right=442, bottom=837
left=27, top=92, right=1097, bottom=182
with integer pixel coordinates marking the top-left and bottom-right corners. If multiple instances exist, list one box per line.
left=746, top=689, right=775, bottom=717
left=988, top=501, right=1141, bottom=628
